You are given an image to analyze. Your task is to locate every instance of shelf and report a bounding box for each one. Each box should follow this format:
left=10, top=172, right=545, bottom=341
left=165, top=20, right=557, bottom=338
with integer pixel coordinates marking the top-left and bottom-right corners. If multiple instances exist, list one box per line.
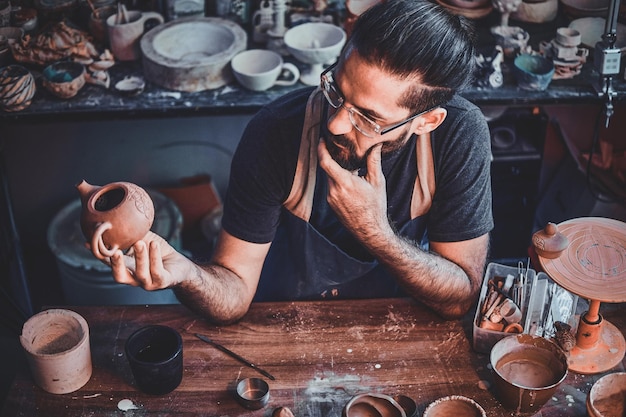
left=1, top=9, right=626, bottom=121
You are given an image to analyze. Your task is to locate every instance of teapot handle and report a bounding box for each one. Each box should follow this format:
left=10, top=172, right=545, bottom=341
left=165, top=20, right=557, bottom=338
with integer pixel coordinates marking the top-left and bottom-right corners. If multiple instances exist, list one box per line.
left=91, top=221, right=119, bottom=260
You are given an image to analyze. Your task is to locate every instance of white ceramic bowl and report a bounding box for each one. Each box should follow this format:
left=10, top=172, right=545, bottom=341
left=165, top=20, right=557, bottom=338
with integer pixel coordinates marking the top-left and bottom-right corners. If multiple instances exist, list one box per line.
left=283, top=22, right=346, bottom=85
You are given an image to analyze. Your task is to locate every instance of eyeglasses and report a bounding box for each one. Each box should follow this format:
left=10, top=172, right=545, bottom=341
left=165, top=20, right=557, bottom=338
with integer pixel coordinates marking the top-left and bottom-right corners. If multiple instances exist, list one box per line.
left=320, top=63, right=435, bottom=137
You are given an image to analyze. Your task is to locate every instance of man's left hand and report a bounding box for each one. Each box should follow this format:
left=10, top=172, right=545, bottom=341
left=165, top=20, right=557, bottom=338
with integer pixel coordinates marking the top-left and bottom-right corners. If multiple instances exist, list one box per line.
left=317, top=140, right=392, bottom=240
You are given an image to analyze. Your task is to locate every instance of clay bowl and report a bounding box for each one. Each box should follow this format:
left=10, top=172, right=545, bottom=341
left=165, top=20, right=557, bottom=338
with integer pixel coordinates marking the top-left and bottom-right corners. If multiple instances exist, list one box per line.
left=343, top=393, right=407, bottom=417
left=511, top=0, right=558, bottom=23
left=141, top=17, right=247, bottom=92
left=587, top=372, right=626, bottom=417
left=490, top=334, right=568, bottom=414
left=0, top=64, right=36, bottom=112
left=513, top=54, right=555, bottom=91
left=42, top=61, right=86, bottom=99
left=423, top=395, right=486, bottom=417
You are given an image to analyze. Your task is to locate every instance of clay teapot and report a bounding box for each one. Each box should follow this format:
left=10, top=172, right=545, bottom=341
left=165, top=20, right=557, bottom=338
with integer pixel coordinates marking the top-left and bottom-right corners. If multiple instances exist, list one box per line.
left=77, top=180, right=154, bottom=260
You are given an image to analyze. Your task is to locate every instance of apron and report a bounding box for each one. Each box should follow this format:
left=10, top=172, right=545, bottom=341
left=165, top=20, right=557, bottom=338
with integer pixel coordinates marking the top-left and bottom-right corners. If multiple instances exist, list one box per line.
left=253, top=88, right=436, bottom=301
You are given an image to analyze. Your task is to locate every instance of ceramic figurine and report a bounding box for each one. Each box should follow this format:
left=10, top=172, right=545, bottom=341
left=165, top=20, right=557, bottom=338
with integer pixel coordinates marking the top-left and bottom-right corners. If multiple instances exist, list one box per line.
left=490, top=0, right=530, bottom=58
left=266, top=0, right=289, bottom=55
left=539, top=27, right=588, bottom=79
left=77, top=180, right=154, bottom=260
left=474, top=45, right=504, bottom=88
left=252, top=0, right=274, bottom=43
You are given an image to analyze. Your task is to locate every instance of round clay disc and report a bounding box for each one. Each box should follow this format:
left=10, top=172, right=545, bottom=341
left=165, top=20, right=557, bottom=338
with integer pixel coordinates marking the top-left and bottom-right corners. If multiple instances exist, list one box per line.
left=538, top=217, right=626, bottom=303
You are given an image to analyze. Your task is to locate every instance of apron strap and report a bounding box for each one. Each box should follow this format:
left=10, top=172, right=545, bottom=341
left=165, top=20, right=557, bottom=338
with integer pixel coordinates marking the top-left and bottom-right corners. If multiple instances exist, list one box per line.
left=285, top=88, right=436, bottom=221
left=411, top=132, right=436, bottom=219
left=284, top=87, right=323, bottom=221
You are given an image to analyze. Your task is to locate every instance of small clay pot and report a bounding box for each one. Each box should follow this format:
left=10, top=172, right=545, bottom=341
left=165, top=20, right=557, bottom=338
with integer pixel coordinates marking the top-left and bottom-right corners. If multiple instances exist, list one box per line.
left=490, top=334, right=568, bottom=413
left=88, top=5, right=117, bottom=44
left=513, top=54, right=555, bottom=91
left=42, top=61, right=86, bottom=99
left=20, top=309, right=92, bottom=394
left=77, top=179, right=155, bottom=260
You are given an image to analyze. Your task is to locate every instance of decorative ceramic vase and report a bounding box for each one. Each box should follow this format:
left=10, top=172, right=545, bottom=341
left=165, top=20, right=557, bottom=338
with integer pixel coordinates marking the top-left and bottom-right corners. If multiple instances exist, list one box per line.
left=77, top=180, right=155, bottom=260
left=0, top=65, right=36, bottom=112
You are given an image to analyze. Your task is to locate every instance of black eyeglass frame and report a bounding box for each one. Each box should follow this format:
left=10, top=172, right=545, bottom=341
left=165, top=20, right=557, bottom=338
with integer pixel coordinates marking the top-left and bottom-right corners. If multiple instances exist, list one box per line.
left=320, top=63, right=438, bottom=137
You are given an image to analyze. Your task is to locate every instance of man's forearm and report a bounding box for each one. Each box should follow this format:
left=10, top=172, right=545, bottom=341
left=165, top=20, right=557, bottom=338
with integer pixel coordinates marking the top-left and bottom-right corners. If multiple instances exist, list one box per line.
left=174, top=264, right=253, bottom=325
left=363, top=228, right=483, bottom=319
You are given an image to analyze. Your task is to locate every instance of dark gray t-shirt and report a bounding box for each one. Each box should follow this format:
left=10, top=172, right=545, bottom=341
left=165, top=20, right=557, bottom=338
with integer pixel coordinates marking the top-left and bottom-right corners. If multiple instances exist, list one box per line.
left=222, top=87, right=493, bottom=248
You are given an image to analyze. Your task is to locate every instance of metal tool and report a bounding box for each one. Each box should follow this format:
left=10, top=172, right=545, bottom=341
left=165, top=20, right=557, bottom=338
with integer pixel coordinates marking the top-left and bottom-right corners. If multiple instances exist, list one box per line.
left=194, top=333, right=276, bottom=380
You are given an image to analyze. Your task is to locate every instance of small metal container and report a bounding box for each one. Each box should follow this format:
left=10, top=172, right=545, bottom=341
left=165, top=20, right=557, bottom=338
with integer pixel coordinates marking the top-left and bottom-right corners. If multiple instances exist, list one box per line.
left=235, top=377, right=270, bottom=410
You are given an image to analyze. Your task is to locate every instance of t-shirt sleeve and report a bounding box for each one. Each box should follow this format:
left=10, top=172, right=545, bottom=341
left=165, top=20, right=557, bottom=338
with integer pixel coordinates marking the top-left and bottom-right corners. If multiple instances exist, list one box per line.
left=221, top=92, right=307, bottom=244
left=427, top=104, right=494, bottom=242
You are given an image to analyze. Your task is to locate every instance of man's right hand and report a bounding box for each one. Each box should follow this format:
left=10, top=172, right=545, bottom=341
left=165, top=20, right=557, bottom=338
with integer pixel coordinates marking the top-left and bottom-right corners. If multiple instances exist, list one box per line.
left=110, top=231, right=190, bottom=291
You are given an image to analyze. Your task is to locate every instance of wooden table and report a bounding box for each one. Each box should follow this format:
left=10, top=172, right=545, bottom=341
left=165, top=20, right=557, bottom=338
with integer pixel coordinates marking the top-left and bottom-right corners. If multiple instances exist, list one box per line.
left=2, top=298, right=625, bottom=416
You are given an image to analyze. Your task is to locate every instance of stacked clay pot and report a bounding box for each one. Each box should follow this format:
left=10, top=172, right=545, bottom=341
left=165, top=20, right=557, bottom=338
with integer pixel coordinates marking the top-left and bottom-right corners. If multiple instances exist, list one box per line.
left=0, top=65, right=36, bottom=112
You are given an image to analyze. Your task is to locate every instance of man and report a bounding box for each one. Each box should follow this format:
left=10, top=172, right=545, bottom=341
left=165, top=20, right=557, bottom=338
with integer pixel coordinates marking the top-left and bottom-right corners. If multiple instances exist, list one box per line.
left=110, top=0, right=494, bottom=324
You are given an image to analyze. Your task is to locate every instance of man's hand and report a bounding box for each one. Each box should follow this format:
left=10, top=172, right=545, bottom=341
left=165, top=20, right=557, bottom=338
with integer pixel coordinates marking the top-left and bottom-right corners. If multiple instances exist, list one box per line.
left=109, top=231, right=189, bottom=291
left=317, top=140, right=392, bottom=239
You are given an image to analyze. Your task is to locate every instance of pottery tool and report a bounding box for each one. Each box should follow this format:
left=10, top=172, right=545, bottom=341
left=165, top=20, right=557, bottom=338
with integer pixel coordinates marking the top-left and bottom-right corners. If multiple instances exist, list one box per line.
left=85, top=0, right=97, bottom=17
left=194, top=333, right=276, bottom=380
left=116, top=2, right=129, bottom=24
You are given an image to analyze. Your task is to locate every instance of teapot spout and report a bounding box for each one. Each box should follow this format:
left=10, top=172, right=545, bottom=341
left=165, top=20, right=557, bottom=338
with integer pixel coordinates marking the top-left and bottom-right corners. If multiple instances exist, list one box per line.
left=76, top=180, right=100, bottom=206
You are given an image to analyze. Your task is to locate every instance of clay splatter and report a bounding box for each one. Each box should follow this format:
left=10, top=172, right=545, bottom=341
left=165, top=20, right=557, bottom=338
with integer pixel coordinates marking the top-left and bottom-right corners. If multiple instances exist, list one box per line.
left=117, top=399, right=139, bottom=411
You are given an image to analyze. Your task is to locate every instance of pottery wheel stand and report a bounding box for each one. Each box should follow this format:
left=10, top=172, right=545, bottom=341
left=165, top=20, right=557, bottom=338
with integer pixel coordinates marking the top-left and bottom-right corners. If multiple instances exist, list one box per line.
left=538, top=217, right=626, bottom=374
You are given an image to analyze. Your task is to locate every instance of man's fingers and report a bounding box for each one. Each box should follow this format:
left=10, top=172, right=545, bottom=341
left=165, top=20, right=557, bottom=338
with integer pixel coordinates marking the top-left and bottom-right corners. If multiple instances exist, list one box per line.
left=366, top=144, right=383, bottom=183
left=110, top=250, right=140, bottom=287
left=317, top=138, right=343, bottom=181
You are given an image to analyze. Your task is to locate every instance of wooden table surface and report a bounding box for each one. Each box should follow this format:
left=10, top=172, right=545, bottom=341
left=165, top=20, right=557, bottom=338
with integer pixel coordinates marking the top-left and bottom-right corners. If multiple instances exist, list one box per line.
left=2, top=298, right=625, bottom=417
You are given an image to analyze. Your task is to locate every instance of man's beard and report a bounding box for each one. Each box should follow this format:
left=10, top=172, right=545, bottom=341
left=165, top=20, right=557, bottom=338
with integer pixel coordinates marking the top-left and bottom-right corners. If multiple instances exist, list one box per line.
left=324, top=134, right=363, bottom=171
left=324, top=129, right=412, bottom=172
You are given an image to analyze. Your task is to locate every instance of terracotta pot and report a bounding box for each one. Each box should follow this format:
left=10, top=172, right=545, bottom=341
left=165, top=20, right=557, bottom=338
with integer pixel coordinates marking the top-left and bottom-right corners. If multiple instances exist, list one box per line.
left=77, top=180, right=155, bottom=260
left=20, top=309, right=92, bottom=394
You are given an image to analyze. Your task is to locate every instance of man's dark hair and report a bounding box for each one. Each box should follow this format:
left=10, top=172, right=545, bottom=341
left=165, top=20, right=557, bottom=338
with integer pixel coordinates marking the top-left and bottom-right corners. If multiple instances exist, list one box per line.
left=348, top=0, right=477, bottom=112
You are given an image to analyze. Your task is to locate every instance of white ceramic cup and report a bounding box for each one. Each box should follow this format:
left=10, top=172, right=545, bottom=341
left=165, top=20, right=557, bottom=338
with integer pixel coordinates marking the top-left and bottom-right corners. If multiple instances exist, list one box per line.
left=231, top=49, right=300, bottom=91
left=107, top=10, right=164, bottom=61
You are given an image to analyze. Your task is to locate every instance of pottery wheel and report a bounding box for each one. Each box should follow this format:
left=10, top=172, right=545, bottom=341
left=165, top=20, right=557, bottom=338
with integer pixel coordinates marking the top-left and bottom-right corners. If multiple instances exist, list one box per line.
left=538, top=217, right=626, bottom=303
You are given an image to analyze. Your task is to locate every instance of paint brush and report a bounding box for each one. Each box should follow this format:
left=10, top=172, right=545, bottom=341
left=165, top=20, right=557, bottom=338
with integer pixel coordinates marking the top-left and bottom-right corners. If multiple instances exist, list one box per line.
left=194, top=333, right=276, bottom=380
